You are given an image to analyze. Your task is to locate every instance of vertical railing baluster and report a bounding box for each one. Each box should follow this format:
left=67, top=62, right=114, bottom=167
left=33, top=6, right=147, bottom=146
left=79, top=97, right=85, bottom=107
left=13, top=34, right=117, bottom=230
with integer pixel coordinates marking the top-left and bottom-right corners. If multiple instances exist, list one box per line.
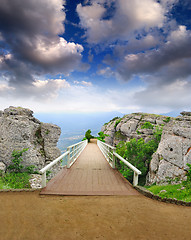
left=67, top=147, right=70, bottom=168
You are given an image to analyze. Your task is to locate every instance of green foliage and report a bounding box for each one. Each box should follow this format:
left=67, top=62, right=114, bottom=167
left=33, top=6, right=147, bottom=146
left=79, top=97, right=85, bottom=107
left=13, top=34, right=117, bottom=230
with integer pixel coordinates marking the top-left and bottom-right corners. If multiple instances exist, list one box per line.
left=46, top=170, right=52, bottom=177
left=146, top=164, right=191, bottom=202
left=85, top=129, right=94, bottom=142
left=1, top=172, right=30, bottom=189
left=111, top=116, right=120, bottom=122
left=146, top=184, right=191, bottom=202
left=116, top=126, right=163, bottom=185
left=114, top=130, right=126, bottom=140
left=8, top=148, right=28, bottom=173
left=114, top=118, right=122, bottom=128
left=25, top=165, right=39, bottom=174
left=183, top=163, right=191, bottom=188
left=141, top=122, right=154, bottom=129
left=136, top=130, right=141, bottom=135
left=163, top=117, right=171, bottom=123
left=97, top=131, right=108, bottom=142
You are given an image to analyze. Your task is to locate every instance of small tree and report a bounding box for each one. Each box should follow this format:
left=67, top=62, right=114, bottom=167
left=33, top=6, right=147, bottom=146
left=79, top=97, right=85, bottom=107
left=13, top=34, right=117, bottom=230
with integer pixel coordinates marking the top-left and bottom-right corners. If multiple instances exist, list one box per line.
left=85, top=129, right=93, bottom=142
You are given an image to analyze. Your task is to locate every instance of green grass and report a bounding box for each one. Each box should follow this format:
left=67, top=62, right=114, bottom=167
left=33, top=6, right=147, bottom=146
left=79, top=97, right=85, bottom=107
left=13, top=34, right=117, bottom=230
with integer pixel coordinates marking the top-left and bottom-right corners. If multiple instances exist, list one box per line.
left=0, top=178, right=8, bottom=189
left=0, top=172, right=31, bottom=189
left=146, top=184, right=191, bottom=202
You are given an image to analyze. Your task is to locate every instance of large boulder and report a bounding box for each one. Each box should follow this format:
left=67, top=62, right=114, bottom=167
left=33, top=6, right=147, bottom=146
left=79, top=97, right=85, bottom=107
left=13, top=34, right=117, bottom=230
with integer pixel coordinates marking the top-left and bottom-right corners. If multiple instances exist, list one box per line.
left=0, top=106, right=61, bottom=176
left=102, top=113, right=168, bottom=146
left=147, top=113, right=191, bottom=185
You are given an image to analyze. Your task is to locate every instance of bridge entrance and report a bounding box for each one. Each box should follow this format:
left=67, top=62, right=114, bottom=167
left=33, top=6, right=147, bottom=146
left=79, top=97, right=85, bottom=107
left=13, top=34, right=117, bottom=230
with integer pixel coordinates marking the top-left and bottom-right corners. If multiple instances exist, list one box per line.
left=40, top=139, right=139, bottom=196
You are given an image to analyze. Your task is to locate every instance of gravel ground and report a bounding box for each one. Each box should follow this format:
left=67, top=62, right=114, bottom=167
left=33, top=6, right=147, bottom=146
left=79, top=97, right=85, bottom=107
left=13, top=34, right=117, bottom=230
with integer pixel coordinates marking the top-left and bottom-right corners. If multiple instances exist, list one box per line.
left=0, top=190, right=191, bottom=240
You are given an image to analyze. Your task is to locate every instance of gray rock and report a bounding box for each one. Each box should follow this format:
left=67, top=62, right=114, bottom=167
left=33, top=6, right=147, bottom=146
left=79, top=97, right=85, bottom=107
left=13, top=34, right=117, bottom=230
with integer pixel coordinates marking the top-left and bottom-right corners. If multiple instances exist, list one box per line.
left=0, top=162, right=6, bottom=172
left=180, top=111, right=191, bottom=116
left=0, top=106, right=61, bottom=176
left=120, top=120, right=139, bottom=135
left=147, top=116, right=191, bottom=185
left=102, top=111, right=191, bottom=185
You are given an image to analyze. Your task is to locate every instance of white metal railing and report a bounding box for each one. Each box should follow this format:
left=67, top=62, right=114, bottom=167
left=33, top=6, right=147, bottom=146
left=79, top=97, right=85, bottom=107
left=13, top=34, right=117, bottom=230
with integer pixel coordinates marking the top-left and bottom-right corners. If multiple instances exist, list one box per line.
left=97, top=140, right=116, bottom=169
left=66, top=139, right=88, bottom=168
left=97, top=140, right=141, bottom=186
left=40, top=139, right=88, bottom=188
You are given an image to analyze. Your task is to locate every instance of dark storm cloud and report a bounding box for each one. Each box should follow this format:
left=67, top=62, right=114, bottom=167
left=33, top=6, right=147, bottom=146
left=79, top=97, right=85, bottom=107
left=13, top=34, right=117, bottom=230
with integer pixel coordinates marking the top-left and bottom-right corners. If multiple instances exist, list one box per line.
left=0, top=0, right=83, bottom=97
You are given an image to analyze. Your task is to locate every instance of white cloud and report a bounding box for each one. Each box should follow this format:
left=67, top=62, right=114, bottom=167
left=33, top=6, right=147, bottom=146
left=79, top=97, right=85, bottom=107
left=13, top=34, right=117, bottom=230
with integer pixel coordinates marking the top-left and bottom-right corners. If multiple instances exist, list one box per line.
left=73, top=80, right=93, bottom=87
left=0, top=0, right=84, bottom=95
left=77, top=0, right=165, bottom=44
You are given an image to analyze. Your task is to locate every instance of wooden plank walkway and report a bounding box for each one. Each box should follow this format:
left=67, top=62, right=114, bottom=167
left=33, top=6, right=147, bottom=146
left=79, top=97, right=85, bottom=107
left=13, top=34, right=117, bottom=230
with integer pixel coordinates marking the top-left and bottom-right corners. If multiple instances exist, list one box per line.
left=40, top=139, right=139, bottom=196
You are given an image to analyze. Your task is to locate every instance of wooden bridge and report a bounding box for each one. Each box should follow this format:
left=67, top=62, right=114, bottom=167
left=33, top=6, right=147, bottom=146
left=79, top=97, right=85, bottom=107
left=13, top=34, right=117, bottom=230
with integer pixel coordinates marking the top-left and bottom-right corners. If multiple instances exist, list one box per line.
left=40, top=139, right=141, bottom=196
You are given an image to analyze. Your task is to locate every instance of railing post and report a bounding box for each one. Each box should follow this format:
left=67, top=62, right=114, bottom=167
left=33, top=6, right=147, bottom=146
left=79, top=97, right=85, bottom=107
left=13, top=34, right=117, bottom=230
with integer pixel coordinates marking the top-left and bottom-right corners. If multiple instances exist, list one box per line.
left=67, top=147, right=70, bottom=168
left=41, top=172, right=46, bottom=188
left=72, top=146, right=74, bottom=162
left=112, top=150, right=116, bottom=169
left=133, top=172, right=139, bottom=186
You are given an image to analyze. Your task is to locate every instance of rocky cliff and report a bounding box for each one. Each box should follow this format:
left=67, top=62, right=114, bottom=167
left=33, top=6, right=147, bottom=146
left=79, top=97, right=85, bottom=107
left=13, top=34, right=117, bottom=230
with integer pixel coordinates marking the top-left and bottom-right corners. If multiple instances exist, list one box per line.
left=148, top=112, right=191, bottom=185
left=101, top=112, right=191, bottom=185
left=101, top=113, right=168, bottom=146
left=0, top=106, right=61, bottom=176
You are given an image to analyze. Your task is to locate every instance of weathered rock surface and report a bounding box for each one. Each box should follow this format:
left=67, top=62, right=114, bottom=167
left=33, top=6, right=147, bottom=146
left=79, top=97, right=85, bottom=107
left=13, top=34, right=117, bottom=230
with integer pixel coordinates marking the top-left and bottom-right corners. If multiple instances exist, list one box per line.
left=102, top=112, right=191, bottom=185
left=147, top=112, right=191, bottom=185
left=102, top=113, right=168, bottom=147
left=0, top=106, right=61, bottom=176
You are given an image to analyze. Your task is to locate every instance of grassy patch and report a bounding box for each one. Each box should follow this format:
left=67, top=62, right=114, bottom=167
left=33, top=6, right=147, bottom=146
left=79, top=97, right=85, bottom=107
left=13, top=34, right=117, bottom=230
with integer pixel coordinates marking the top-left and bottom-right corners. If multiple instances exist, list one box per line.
left=0, top=178, right=8, bottom=189
left=146, top=184, right=191, bottom=202
left=0, top=172, right=31, bottom=189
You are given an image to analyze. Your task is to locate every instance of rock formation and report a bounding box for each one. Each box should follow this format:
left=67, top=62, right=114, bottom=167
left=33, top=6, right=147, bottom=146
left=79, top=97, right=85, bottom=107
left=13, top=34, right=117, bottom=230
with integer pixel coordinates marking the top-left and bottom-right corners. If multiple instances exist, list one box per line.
left=101, top=113, right=168, bottom=146
left=148, top=112, right=191, bottom=185
left=0, top=106, right=61, bottom=177
left=101, top=112, right=191, bottom=185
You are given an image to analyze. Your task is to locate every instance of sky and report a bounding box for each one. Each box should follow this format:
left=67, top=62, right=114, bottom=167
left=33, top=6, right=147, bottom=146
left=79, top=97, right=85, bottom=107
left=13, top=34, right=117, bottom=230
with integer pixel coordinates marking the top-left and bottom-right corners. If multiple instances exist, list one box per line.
left=0, top=0, right=191, bottom=114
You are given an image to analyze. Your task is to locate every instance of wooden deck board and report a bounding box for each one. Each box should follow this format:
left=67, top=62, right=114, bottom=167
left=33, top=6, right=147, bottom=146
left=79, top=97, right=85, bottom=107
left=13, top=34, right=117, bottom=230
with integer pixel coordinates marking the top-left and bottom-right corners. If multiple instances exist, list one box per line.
left=40, top=139, right=139, bottom=196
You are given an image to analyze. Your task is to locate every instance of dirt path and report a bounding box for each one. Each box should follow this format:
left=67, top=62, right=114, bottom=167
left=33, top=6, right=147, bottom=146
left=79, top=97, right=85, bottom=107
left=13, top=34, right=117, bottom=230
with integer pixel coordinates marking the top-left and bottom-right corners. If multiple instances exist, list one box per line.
left=0, top=191, right=191, bottom=240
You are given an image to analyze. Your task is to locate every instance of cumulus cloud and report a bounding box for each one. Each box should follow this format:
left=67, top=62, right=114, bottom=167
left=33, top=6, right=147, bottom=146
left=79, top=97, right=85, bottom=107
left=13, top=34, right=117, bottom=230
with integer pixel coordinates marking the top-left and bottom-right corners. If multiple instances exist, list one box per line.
left=0, top=0, right=84, bottom=98
left=114, top=26, right=191, bottom=81
left=77, top=0, right=165, bottom=44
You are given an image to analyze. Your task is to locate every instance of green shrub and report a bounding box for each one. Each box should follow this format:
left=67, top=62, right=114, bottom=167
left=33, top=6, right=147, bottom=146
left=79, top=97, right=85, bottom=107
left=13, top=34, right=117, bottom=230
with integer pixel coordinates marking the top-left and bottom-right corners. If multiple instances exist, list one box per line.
left=25, top=165, right=39, bottom=174
left=183, top=163, right=191, bottom=188
left=8, top=148, right=28, bottom=173
left=141, top=122, right=154, bottom=129
left=116, top=126, right=163, bottom=185
left=114, top=118, right=121, bottom=128
left=97, top=131, right=109, bottom=142
left=114, top=130, right=126, bottom=140
left=163, top=117, right=171, bottom=123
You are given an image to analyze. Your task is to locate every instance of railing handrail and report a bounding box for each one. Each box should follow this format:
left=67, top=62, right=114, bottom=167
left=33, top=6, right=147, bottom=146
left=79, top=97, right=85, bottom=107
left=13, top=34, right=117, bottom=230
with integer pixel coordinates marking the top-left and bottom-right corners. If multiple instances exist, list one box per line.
left=97, top=139, right=141, bottom=186
left=40, top=139, right=88, bottom=188
left=39, top=151, right=69, bottom=174
left=98, top=140, right=116, bottom=150
left=67, top=140, right=86, bottom=149
left=113, top=152, right=141, bottom=175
